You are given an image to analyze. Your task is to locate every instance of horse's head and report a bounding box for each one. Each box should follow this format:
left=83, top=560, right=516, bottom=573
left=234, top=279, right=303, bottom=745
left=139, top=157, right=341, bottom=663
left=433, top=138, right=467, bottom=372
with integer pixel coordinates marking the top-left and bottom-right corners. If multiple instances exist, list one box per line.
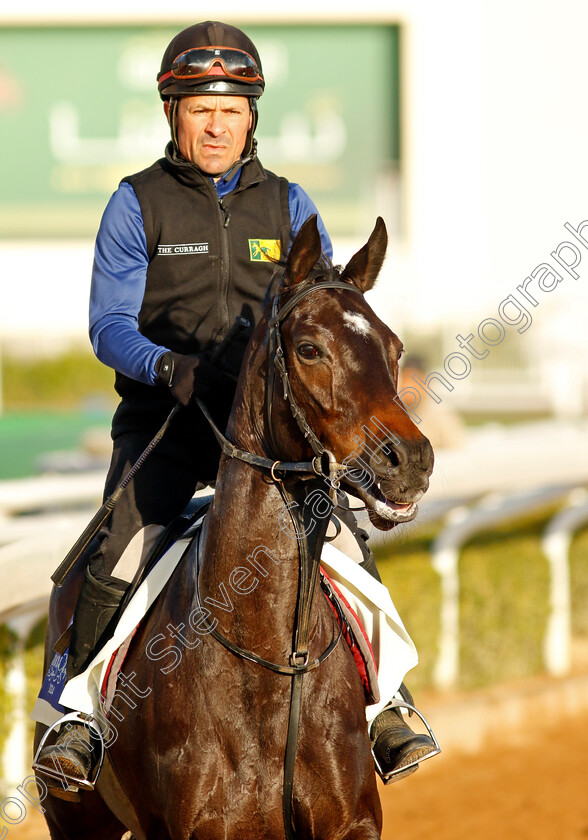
left=229, top=215, right=434, bottom=531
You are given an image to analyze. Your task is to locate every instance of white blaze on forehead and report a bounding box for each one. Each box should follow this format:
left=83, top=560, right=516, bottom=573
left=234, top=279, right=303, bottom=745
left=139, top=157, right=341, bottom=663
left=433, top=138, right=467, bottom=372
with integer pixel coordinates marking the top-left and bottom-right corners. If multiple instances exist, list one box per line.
left=343, top=311, right=371, bottom=336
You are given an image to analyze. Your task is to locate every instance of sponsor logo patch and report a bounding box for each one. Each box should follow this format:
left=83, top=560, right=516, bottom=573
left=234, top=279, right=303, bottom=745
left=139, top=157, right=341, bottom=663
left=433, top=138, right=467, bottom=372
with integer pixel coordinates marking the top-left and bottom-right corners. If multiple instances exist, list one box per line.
left=248, top=239, right=281, bottom=262
left=157, top=242, right=209, bottom=256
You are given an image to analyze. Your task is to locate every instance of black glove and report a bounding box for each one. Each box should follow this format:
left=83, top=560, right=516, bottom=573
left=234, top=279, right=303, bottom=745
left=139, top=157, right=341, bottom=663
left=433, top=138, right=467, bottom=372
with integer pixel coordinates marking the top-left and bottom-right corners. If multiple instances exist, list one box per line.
left=155, top=351, right=234, bottom=406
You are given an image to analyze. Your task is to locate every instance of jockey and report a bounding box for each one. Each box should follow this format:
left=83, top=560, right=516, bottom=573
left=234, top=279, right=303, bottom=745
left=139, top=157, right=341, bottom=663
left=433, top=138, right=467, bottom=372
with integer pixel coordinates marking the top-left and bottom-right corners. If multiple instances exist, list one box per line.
left=35, top=20, right=438, bottom=796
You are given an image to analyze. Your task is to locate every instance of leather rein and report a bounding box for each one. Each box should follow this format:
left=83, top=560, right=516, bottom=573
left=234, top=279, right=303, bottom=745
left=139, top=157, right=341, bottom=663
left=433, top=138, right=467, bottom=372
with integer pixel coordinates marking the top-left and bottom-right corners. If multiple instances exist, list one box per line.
left=194, top=274, right=365, bottom=839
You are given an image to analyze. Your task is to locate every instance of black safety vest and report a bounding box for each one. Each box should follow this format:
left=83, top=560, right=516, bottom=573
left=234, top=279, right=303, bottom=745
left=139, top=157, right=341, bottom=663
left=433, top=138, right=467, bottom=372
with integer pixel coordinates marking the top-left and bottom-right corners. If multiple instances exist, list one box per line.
left=115, top=143, right=291, bottom=401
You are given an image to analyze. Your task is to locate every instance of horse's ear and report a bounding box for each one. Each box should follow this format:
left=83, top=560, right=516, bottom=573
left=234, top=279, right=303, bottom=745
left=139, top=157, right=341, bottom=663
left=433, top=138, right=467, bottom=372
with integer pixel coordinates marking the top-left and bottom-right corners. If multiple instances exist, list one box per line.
left=284, top=214, right=323, bottom=287
left=340, top=217, right=388, bottom=292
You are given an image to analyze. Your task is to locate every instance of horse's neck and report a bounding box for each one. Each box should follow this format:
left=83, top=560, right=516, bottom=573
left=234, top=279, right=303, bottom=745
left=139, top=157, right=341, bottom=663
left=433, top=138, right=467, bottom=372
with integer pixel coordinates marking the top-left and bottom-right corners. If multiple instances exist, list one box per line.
left=198, top=456, right=326, bottom=656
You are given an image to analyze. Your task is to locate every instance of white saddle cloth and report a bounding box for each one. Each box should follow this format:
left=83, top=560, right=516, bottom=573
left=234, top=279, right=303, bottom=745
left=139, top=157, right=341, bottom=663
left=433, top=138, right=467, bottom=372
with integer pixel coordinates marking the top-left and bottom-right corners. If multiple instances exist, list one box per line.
left=55, top=532, right=417, bottom=726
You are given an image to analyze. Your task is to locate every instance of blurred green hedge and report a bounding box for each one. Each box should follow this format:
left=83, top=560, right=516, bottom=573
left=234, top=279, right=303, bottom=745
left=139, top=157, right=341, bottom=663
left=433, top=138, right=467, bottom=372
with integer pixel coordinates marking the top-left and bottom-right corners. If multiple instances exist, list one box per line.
left=2, top=350, right=114, bottom=409
left=375, top=505, right=588, bottom=692
left=570, top=528, right=588, bottom=636
left=0, top=625, right=18, bottom=761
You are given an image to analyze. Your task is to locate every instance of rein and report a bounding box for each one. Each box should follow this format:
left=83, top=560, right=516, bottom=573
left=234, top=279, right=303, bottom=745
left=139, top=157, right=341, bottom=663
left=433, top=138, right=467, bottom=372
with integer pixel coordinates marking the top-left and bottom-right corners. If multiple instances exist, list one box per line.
left=195, top=274, right=365, bottom=840
left=194, top=396, right=338, bottom=484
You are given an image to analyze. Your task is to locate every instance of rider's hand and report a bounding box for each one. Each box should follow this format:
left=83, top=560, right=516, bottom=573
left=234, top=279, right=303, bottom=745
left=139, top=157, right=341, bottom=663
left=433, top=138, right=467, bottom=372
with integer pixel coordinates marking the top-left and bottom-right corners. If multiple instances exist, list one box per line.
left=155, top=351, right=234, bottom=406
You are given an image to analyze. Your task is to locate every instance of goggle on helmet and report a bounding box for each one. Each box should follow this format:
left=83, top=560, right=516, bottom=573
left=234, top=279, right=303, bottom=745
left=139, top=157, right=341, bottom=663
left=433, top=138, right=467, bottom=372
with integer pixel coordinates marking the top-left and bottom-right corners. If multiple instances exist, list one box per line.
left=158, top=45, right=264, bottom=99
left=157, top=21, right=265, bottom=100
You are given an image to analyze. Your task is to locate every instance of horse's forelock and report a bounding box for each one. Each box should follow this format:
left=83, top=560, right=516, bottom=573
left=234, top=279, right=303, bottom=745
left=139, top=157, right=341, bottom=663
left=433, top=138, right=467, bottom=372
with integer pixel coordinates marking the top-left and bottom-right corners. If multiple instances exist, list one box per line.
left=276, top=261, right=351, bottom=309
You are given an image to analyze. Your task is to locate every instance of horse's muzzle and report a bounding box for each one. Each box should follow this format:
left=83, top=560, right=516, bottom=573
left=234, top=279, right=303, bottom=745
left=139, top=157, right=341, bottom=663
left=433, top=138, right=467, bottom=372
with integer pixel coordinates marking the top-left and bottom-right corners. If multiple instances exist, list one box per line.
left=346, top=434, right=434, bottom=530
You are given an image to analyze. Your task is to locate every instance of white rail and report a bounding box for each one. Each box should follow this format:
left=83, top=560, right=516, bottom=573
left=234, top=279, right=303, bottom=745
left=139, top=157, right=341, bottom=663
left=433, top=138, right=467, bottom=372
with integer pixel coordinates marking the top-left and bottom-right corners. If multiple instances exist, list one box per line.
left=541, top=490, right=588, bottom=676
left=0, top=472, right=102, bottom=517
left=431, top=484, right=587, bottom=690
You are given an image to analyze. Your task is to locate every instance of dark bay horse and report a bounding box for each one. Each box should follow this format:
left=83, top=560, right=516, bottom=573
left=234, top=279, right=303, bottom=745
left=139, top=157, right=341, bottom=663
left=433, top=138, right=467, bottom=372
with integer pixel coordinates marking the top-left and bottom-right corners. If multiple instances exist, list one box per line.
left=36, top=215, right=433, bottom=839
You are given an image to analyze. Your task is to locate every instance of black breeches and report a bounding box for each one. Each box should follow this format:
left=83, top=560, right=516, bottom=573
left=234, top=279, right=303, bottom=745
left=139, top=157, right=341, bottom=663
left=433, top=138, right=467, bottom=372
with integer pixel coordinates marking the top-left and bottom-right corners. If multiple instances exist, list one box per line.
left=88, top=423, right=222, bottom=579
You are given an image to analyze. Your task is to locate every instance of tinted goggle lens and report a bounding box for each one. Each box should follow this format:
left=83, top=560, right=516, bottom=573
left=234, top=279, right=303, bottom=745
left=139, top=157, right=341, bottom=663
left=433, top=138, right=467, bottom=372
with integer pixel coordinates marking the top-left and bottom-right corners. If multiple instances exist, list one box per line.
left=170, top=47, right=262, bottom=81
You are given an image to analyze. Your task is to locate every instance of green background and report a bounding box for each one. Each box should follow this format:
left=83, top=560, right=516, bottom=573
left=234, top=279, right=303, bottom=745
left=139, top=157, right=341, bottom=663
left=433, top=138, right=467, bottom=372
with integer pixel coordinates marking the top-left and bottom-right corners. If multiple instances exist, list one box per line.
left=0, top=24, right=400, bottom=238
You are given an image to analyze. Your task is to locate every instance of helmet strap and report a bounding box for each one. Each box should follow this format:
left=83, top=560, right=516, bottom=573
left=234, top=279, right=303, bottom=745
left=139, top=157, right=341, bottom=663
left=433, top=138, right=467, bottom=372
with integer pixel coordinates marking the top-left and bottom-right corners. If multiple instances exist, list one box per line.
left=168, top=97, right=180, bottom=150
left=217, top=98, right=258, bottom=180
left=214, top=137, right=257, bottom=183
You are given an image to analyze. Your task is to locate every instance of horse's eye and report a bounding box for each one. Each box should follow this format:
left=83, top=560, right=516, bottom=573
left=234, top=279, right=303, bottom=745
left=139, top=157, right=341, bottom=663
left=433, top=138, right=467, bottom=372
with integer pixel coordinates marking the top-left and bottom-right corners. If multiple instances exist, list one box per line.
left=297, top=343, right=319, bottom=359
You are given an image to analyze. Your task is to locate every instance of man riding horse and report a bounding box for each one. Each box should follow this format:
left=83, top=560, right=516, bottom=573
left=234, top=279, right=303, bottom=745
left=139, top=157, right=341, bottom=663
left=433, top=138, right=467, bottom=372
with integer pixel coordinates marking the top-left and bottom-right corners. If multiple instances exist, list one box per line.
left=35, top=20, right=438, bottom=795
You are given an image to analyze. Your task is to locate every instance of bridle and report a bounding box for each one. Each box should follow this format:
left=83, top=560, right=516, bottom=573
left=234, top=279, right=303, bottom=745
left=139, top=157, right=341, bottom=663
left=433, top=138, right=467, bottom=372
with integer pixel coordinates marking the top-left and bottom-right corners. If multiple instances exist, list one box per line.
left=195, top=271, right=366, bottom=840
left=266, top=273, right=364, bottom=462
left=196, top=271, right=365, bottom=496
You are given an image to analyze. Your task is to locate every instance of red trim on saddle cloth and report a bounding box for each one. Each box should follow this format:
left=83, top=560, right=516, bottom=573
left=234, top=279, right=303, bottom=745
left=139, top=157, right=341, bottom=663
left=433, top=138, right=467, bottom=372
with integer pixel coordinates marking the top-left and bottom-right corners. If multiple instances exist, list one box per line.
left=101, top=626, right=140, bottom=717
left=320, top=567, right=380, bottom=705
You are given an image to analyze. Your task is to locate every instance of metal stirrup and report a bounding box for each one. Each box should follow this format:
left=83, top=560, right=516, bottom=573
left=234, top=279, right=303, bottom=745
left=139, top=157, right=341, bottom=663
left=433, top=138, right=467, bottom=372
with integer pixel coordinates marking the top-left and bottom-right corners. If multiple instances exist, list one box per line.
left=370, top=699, right=441, bottom=782
left=33, top=711, right=106, bottom=792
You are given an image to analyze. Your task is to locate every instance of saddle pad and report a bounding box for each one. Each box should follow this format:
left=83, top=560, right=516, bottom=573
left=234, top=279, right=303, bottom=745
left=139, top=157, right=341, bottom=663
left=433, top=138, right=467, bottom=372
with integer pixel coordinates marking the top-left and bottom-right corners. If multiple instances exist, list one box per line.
left=30, top=646, right=69, bottom=726
left=101, top=626, right=139, bottom=717
left=34, top=532, right=418, bottom=729
left=321, top=569, right=380, bottom=705
left=100, top=567, right=382, bottom=718
left=30, top=526, right=196, bottom=728
left=56, top=532, right=196, bottom=717
left=319, top=543, right=418, bottom=724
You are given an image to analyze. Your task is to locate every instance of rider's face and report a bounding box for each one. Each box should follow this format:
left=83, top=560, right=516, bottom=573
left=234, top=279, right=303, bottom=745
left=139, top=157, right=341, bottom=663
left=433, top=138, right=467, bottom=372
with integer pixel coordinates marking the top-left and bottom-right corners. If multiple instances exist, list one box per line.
left=167, top=95, right=252, bottom=178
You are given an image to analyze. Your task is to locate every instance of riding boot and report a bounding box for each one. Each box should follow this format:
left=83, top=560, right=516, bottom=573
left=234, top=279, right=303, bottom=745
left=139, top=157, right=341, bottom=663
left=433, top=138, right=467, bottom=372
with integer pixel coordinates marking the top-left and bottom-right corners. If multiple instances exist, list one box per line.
left=66, top=566, right=129, bottom=680
left=35, top=568, right=129, bottom=799
left=370, top=701, right=440, bottom=784
left=332, top=505, right=439, bottom=781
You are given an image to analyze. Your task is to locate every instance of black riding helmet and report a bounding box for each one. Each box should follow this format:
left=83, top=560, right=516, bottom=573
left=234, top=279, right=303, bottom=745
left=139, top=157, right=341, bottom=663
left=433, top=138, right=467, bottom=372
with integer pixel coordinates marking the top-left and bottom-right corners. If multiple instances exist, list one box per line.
left=157, top=21, right=265, bottom=159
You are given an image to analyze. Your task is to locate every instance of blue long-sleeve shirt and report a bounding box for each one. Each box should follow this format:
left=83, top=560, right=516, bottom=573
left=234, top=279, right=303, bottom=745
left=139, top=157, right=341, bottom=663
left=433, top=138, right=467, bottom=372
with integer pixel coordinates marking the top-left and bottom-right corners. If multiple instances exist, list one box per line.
left=89, top=171, right=332, bottom=386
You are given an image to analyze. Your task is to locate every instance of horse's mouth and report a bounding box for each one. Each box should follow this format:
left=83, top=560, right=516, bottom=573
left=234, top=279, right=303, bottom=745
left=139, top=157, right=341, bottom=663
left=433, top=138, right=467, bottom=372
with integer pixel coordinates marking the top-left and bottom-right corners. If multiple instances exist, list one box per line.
left=349, top=480, right=420, bottom=531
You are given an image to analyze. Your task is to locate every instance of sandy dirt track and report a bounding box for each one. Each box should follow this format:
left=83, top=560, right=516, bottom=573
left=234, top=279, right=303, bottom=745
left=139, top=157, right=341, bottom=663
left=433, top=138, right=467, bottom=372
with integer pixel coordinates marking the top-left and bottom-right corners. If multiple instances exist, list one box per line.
left=380, top=707, right=588, bottom=840
left=11, top=702, right=588, bottom=840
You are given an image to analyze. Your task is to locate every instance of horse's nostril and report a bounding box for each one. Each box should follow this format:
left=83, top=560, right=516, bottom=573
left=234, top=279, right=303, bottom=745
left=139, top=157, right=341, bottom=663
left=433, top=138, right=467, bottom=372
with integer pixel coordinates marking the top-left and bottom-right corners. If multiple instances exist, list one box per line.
left=388, top=440, right=409, bottom=471
left=367, top=439, right=408, bottom=473
left=366, top=436, right=433, bottom=477
left=387, top=448, right=401, bottom=469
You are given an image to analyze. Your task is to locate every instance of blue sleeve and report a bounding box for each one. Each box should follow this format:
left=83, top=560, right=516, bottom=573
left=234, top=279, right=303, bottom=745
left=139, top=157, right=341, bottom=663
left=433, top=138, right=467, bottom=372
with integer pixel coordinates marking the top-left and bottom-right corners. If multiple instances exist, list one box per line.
left=288, top=183, right=333, bottom=260
left=89, top=182, right=168, bottom=385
